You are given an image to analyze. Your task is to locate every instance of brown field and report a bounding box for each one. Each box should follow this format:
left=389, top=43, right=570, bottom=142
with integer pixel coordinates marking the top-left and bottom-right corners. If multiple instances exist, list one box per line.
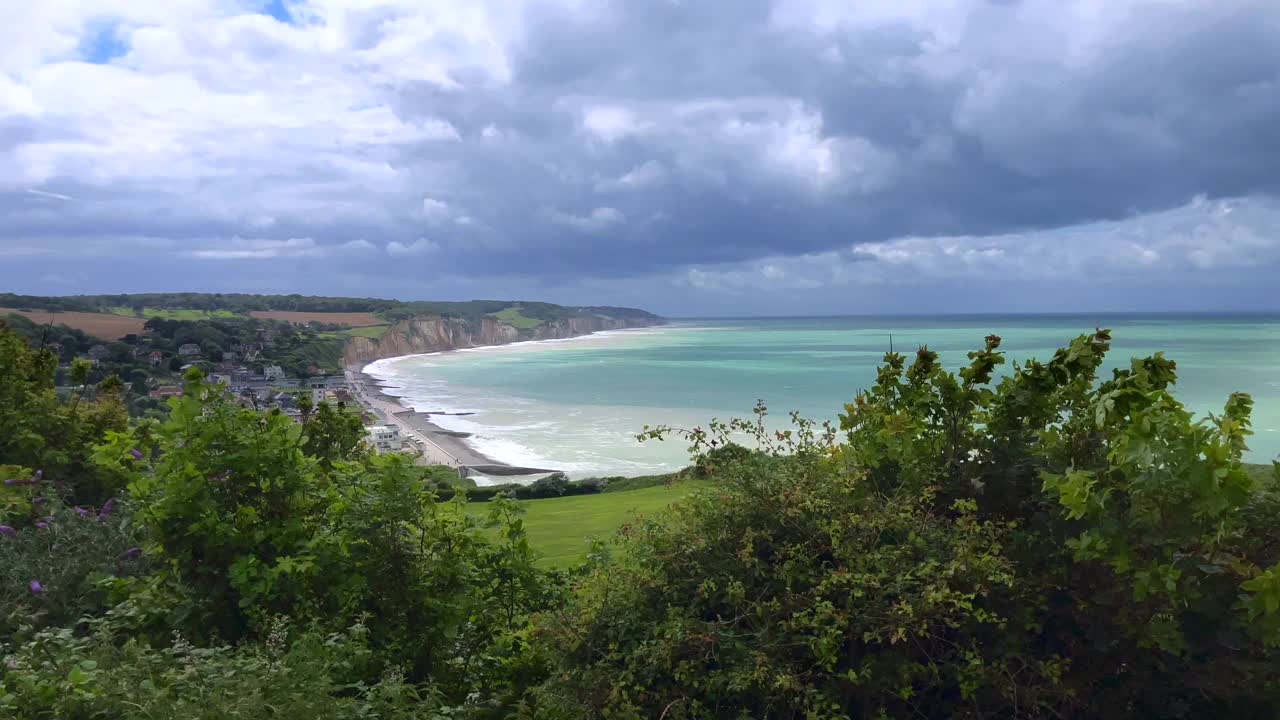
left=0, top=308, right=148, bottom=339
left=249, top=310, right=385, bottom=326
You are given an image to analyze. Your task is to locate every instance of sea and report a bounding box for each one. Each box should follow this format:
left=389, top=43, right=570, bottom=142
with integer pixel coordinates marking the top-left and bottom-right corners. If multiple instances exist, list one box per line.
left=363, top=314, right=1280, bottom=480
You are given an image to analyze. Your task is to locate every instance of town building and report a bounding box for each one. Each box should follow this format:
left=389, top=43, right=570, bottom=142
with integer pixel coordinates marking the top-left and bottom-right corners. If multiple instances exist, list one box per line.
left=367, top=425, right=402, bottom=453
left=177, top=343, right=201, bottom=356
left=264, top=365, right=286, bottom=381
left=149, top=386, right=182, bottom=399
left=148, top=351, right=165, bottom=366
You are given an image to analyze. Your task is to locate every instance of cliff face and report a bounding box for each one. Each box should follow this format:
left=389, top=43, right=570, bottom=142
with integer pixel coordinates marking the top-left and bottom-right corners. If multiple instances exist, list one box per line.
left=343, top=314, right=664, bottom=366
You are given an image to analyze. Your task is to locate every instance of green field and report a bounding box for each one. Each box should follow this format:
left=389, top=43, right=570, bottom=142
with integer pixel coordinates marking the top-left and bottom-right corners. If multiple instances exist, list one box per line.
left=340, top=324, right=391, bottom=338
left=109, top=306, right=242, bottom=320
left=482, top=479, right=709, bottom=567
left=488, top=306, right=545, bottom=329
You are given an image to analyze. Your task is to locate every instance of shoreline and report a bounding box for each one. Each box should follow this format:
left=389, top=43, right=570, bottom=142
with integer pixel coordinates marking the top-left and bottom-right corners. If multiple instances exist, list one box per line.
left=345, top=366, right=561, bottom=478
left=348, top=326, right=666, bottom=477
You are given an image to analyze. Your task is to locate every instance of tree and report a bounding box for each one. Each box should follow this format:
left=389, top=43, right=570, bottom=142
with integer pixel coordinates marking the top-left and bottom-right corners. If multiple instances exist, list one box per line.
left=301, top=401, right=367, bottom=470
left=0, top=322, right=130, bottom=507
left=539, top=332, right=1280, bottom=718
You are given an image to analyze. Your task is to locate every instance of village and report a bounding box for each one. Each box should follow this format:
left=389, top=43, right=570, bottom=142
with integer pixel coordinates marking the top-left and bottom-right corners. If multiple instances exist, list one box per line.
left=43, top=319, right=415, bottom=460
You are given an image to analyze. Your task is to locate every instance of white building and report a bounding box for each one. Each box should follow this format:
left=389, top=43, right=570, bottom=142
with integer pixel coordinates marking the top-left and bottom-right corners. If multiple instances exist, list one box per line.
left=264, top=365, right=286, bottom=381
left=177, top=343, right=201, bottom=356
left=367, top=425, right=401, bottom=453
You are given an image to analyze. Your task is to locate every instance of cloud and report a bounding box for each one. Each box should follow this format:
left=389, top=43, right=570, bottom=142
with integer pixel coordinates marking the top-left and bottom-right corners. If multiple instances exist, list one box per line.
left=544, top=206, right=626, bottom=232
left=0, top=0, right=1278, bottom=312
left=386, top=238, right=437, bottom=256
left=596, top=161, right=666, bottom=192
left=673, top=196, right=1280, bottom=295
left=189, top=237, right=321, bottom=260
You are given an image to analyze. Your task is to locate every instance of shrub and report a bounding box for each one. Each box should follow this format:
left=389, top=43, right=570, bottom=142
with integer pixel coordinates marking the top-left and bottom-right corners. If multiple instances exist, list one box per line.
left=528, top=473, right=571, bottom=498
left=0, top=492, right=148, bottom=642
left=536, top=332, right=1280, bottom=718
left=0, top=618, right=445, bottom=719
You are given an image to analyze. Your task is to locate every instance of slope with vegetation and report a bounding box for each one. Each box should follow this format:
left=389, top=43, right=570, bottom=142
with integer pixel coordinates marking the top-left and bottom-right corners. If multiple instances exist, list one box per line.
left=2, top=320, right=1279, bottom=718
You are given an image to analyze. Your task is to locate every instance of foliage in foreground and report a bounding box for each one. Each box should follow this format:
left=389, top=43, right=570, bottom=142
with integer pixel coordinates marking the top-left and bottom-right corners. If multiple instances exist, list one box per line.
left=538, top=331, right=1280, bottom=718
left=5, top=318, right=1280, bottom=719
left=1, top=322, right=560, bottom=715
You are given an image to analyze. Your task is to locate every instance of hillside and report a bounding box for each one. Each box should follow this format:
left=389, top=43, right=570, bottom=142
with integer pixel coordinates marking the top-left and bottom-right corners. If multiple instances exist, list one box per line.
left=0, top=294, right=665, bottom=368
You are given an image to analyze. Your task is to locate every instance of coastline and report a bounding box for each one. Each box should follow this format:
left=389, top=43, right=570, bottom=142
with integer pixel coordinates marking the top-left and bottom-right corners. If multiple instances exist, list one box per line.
left=348, top=326, right=668, bottom=477
left=345, top=365, right=560, bottom=478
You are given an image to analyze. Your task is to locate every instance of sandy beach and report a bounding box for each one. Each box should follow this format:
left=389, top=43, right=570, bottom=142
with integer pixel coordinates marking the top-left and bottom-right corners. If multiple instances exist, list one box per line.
left=345, top=366, right=558, bottom=477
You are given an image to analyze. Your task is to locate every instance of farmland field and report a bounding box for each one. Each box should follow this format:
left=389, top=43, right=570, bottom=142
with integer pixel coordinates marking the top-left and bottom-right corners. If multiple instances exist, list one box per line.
left=108, top=307, right=242, bottom=320
left=249, top=310, right=385, bottom=326
left=1, top=308, right=148, bottom=339
left=488, top=306, right=544, bottom=329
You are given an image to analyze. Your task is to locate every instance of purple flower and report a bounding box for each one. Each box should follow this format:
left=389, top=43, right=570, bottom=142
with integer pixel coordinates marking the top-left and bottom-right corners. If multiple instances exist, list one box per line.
left=33, top=470, right=42, bottom=480
left=2, top=479, right=15, bottom=486
left=118, top=547, right=142, bottom=561
left=74, top=506, right=89, bottom=518
left=29, top=580, right=43, bottom=594
left=32, top=496, right=46, bottom=505
left=0, top=525, right=15, bottom=537
left=34, top=521, right=49, bottom=530
left=98, top=499, right=114, bottom=519
left=129, top=448, right=144, bottom=460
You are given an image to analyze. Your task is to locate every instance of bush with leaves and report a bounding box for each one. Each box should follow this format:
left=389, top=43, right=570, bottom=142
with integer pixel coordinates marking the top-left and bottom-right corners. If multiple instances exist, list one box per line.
left=0, top=320, right=132, bottom=506
left=128, top=371, right=563, bottom=702
left=0, top=493, right=149, bottom=642
left=536, top=332, right=1280, bottom=719
left=0, top=616, right=446, bottom=719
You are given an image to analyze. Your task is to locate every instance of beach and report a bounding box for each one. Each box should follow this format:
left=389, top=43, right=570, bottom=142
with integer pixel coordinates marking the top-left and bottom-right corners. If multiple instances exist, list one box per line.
left=344, top=366, right=559, bottom=478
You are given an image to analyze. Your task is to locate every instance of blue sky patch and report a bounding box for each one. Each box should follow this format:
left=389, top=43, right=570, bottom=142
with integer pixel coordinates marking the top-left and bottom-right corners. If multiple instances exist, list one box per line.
left=263, top=0, right=293, bottom=24
left=80, top=22, right=128, bottom=64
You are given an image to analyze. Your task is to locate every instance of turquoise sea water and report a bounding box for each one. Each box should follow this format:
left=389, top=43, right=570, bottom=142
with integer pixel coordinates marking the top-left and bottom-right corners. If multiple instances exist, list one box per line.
left=365, top=315, right=1280, bottom=479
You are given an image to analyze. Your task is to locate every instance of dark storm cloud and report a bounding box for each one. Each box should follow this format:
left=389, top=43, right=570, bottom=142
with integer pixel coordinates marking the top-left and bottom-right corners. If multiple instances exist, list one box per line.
left=1, top=0, right=1278, bottom=310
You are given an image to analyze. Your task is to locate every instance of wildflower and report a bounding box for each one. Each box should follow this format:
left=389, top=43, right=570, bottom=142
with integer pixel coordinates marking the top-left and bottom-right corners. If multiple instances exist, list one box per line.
left=33, top=470, right=42, bottom=479
left=118, top=547, right=142, bottom=561
left=98, top=499, right=114, bottom=519
left=32, top=496, right=46, bottom=505
left=35, top=522, right=49, bottom=530
left=0, top=525, right=15, bottom=537
left=29, top=580, right=43, bottom=594
left=129, top=448, right=144, bottom=460
left=74, top=506, right=89, bottom=518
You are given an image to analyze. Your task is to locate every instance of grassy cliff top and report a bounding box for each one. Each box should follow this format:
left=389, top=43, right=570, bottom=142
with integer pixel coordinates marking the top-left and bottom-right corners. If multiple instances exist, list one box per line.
left=0, top=293, right=663, bottom=325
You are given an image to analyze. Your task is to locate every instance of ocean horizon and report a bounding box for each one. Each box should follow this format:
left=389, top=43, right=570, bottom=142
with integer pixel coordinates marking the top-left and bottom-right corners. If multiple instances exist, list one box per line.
left=364, top=313, right=1280, bottom=480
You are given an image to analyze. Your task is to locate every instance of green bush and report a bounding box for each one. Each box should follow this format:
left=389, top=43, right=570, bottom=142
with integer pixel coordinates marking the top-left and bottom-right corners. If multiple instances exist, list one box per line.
left=127, top=372, right=562, bottom=701
left=0, top=495, right=149, bottom=641
left=0, top=617, right=445, bottom=719
left=536, top=332, right=1280, bottom=718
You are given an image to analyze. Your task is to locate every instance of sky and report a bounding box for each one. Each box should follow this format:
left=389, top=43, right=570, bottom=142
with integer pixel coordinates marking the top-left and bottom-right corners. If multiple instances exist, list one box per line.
left=1, top=0, right=1278, bottom=317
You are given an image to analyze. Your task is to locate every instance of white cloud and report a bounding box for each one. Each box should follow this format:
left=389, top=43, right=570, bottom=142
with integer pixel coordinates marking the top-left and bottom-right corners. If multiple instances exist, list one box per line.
left=421, top=197, right=451, bottom=222
left=581, top=105, right=646, bottom=143
left=189, top=237, right=320, bottom=260
left=597, top=161, right=666, bottom=192
left=676, top=196, right=1280, bottom=292
left=386, top=238, right=437, bottom=256
left=545, top=206, right=626, bottom=232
